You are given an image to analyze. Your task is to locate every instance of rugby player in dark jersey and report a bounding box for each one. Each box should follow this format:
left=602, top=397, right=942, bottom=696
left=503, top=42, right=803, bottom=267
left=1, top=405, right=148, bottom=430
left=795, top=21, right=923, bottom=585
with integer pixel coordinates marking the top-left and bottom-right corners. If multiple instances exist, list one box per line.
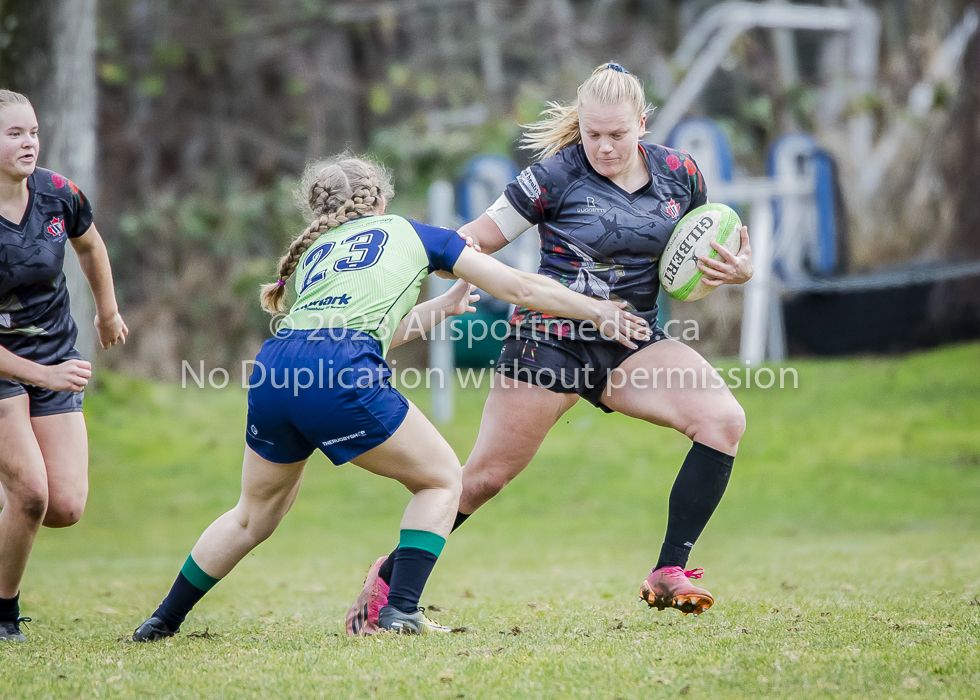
left=0, top=90, right=128, bottom=641
left=350, top=63, right=753, bottom=628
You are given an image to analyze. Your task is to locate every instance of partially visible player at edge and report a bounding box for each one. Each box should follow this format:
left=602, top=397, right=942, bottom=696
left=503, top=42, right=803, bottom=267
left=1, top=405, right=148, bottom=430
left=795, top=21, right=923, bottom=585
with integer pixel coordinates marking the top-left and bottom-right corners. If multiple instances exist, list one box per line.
left=0, top=90, right=128, bottom=642
left=348, top=63, right=753, bottom=634
left=131, top=154, right=648, bottom=640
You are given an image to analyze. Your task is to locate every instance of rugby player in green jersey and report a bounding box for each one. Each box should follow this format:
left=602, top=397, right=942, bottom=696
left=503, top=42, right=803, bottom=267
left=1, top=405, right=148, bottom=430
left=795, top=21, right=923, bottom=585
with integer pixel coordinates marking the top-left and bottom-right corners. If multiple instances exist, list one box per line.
left=132, top=154, right=649, bottom=640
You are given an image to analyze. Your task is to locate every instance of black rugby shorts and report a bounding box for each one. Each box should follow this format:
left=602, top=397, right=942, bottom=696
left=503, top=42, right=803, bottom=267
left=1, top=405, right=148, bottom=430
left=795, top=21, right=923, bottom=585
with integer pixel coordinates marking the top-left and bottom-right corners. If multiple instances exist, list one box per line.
left=495, top=327, right=668, bottom=413
left=0, top=346, right=86, bottom=416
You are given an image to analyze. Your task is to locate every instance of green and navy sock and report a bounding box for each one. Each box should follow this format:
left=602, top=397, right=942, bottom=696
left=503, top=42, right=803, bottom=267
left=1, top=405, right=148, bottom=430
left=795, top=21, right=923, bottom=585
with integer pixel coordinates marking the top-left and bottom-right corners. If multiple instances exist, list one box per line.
left=153, top=555, right=221, bottom=632
left=379, top=512, right=468, bottom=586
left=386, top=529, right=446, bottom=614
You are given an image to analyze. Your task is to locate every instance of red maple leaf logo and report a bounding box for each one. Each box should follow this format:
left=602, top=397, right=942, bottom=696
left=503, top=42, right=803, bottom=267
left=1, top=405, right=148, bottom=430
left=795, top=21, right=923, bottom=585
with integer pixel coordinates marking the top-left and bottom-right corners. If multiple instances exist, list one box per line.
left=46, top=217, right=65, bottom=237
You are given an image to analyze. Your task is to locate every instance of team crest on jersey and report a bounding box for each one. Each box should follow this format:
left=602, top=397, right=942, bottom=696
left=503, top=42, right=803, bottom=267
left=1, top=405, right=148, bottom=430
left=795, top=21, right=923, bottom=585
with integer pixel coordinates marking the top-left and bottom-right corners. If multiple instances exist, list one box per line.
left=46, top=217, right=65, bottom=237
left=661, top=198, right=681, bottom=219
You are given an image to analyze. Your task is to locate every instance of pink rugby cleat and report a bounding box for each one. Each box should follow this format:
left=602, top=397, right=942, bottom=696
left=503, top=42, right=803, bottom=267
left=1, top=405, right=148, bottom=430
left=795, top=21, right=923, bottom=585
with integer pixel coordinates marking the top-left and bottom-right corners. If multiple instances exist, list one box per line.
left=639, top=566, right=714, bottom=615
left=346, top=556, right=389, bottom=636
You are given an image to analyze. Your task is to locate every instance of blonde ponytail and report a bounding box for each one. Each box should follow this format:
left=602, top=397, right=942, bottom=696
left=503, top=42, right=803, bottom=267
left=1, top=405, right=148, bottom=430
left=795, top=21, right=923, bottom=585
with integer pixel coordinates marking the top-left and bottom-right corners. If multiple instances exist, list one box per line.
left=260, top=154, right=394, bottom=314
left=520, top=62, right=652, bottom=161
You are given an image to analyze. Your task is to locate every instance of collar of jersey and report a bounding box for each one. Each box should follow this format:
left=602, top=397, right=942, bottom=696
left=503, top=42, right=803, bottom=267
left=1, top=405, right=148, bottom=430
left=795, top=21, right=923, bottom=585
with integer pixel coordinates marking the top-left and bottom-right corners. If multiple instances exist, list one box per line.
left=0, top=172, right=37, bottom=232
left=577, top=143, right=653, bottom=202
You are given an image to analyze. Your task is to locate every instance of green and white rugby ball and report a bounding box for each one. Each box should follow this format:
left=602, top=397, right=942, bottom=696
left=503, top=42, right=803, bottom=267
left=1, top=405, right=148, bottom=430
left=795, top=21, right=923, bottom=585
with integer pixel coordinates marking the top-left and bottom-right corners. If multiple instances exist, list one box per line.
left=659, top=203, right=742, bottom=302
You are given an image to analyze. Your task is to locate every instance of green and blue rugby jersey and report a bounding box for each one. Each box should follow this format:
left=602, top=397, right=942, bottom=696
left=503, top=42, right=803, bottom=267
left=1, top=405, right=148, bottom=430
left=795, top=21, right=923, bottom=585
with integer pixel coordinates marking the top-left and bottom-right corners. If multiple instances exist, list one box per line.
left=282, top=215, right=465, bottom=355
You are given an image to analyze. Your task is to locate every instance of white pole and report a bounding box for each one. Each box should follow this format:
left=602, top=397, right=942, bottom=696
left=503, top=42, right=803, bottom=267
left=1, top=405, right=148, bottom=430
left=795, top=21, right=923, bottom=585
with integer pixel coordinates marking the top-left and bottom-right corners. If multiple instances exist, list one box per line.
left=428, top=181, right=456, bottom=423
left=48, top=0, right=98, bottom=364
left=740, top=196, right=775, bottom=366
left=767, top=291, right=787, bottom=363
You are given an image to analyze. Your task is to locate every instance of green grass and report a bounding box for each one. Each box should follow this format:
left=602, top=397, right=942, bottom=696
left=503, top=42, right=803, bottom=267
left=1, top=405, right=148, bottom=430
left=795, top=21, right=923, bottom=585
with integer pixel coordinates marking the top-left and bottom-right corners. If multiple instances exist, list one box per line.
left=3, top=343, right=980, bottom=698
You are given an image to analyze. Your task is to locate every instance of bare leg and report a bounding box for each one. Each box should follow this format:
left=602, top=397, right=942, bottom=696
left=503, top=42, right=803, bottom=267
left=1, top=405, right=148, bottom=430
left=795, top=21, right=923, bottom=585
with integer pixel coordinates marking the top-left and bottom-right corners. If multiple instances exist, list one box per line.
left=31, top=412, right=89, bottom=528
left=190, top=448, right=307, bottom=579
left=190, top=401, right=462, bottom=579
left=459, top=375, right=579, bottom=514
left=0, top=395, right=49, bottom=599
left=601, top=339, right=745, bottom=454
left=352, top=402, right=462, bottom=538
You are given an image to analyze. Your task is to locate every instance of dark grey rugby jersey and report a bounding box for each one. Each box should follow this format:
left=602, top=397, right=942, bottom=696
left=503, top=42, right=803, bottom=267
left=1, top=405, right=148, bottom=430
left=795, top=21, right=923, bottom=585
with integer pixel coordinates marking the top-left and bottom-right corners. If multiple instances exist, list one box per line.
left=0, top=168, right=94, bottom=360
left=503, top=142, right=707, bottom=337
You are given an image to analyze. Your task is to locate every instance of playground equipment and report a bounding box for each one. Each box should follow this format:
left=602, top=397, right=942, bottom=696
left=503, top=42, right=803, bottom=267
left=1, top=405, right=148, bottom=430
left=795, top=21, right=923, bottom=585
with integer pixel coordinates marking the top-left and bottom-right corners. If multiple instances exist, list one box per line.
left=651, top=1, right=881, bottom=365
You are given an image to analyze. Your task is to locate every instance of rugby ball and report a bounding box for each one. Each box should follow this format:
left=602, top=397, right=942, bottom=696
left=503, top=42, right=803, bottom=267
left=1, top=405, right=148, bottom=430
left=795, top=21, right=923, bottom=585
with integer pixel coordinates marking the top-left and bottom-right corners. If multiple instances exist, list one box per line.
left=659, top=203, right=742, bottom=301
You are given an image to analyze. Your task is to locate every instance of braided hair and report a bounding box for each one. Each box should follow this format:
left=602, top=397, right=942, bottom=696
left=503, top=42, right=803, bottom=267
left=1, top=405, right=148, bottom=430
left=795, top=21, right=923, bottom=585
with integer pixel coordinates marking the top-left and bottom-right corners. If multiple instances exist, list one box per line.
left=260, top=154, right=394, bottom=314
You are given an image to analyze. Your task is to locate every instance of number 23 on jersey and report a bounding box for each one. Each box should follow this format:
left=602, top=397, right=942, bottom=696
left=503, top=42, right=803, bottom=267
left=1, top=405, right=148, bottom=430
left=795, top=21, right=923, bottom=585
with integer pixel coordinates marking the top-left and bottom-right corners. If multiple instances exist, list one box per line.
left=300, top=229, right=389, bottom=293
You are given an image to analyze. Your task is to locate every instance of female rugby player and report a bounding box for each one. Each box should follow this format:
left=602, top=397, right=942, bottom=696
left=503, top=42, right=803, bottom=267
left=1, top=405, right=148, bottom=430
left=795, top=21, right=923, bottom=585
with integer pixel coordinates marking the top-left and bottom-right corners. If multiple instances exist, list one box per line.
left=0, top=90, right=128, bottom=642
left=352, top=63, right=753, bottom=627
left=132, top=154, right=648, bottom=640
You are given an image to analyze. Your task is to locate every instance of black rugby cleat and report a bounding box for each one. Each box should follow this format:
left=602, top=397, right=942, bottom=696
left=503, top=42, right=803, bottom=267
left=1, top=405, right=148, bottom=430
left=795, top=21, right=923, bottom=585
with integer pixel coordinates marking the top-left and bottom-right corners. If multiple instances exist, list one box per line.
left=0, top=617, right=30, bottom=642
left=378, top=605, right=451, bottom=634
left=133, top=616, right=177, bottom=642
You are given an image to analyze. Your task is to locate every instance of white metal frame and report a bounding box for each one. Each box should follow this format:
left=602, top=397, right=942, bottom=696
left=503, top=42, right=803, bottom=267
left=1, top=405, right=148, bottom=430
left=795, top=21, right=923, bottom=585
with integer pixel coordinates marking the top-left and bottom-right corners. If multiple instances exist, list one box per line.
left=648, top=2, right=880, bottom=365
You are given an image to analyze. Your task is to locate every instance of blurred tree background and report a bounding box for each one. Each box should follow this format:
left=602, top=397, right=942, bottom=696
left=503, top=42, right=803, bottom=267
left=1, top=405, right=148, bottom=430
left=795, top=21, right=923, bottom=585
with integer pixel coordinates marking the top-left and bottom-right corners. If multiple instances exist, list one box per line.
left=1, top=0, right=977, bottom=376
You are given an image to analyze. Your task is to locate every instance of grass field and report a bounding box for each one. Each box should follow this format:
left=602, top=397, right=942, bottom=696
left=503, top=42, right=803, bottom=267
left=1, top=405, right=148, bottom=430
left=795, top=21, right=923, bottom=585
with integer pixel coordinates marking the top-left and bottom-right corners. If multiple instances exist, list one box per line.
left=3, top=343, right=980, bottom=699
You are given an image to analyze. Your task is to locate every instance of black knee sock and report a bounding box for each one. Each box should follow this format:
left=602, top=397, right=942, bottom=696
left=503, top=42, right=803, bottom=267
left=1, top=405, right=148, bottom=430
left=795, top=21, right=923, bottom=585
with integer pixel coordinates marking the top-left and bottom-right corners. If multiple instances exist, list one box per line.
left=386, top=529, right=445, bottom=614
left=378, top=550, right=397, bottom=587
left=378, top=511, right=469, bottom=586
left=655, top=442, right=735, bottom=570
left=0, top=593, right=19, bottom=622
left=153, top=555, right=221, bottom=632
left=452, top=511, right=471, bottom=531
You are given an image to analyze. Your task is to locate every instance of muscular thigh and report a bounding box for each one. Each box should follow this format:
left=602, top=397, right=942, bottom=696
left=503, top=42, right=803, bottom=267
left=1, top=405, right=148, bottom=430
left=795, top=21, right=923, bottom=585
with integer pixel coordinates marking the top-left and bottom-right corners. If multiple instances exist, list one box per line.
left=601, top=339, right=739, bottom=437
left=237, top=446, right=307, bottom=519
left=0, top=394, right=47, bottom=496
left=31, top=411, right=89, bottom=501
left=352, top=401, right=460, bottom=493
left=466, top=376, right=579, bottom=481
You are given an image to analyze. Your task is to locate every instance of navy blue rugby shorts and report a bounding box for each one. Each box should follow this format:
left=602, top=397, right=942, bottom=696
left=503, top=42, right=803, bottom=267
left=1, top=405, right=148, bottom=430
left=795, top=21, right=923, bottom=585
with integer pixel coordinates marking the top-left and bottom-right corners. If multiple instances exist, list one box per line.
left=495, top=327, right=668, bottom=413
left=0, top=346, right=85, bottom=416
left=244, top=328, right=409, bottom=465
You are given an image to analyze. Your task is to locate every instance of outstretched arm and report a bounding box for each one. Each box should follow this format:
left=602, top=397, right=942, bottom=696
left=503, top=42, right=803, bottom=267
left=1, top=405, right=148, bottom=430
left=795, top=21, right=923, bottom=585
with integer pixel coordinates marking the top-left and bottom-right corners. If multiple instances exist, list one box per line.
left=450, top=246, right=650, bottom=348
left=457, top=213, right=511, bottom=255
left=70, top=224, right=129, bottom=348
left=390, top=280, right=480, bottom=348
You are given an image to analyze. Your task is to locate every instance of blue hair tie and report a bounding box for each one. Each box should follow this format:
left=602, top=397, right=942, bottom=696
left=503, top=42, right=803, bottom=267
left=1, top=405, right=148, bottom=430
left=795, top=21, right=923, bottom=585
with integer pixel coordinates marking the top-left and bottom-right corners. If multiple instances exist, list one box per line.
left=605, top=62, right=629, bottom=74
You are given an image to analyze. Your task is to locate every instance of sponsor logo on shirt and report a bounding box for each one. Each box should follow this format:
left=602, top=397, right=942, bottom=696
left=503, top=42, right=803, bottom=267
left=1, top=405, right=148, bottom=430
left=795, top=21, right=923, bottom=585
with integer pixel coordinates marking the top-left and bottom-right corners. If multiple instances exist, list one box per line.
left=516, top=167, right=541, bottom=202
left=661, top=198, right=681, bottom=220
left=323, top=430, right=367, bottom=447
left=296, top=294, right=353, bottom=311
left=46, top=217, right=65, bottom=237
left=576, top=196, right=607, bottom=214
